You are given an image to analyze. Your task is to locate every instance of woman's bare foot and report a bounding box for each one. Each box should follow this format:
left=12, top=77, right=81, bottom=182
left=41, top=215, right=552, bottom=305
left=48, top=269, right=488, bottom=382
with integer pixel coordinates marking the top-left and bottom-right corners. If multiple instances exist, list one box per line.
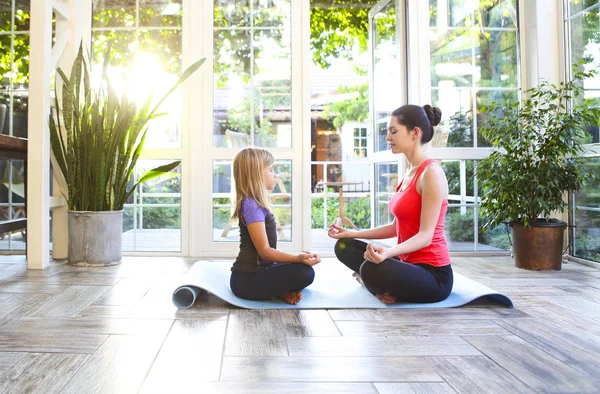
left=279, top=291, right=302, bottom=305
left=375, top=291, right=397, bottom=304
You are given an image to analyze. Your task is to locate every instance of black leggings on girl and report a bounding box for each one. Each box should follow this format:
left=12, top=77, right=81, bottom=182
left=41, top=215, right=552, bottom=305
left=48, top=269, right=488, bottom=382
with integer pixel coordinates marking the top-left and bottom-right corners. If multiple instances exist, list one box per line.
left=334, top=238, right=453, bottom=303
left=230, top=263, right=315, bottom=301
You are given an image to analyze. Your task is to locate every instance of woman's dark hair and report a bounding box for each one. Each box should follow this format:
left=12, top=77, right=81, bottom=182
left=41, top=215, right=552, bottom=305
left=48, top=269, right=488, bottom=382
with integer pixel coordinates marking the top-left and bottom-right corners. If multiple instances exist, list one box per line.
left=391, top=104, right=442, bottom=144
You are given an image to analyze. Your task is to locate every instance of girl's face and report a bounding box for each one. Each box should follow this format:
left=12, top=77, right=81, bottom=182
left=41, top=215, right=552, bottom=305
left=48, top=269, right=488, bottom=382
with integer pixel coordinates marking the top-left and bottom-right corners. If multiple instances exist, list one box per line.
left=385, top=116, right=418, bottom=154
left=263, top=163, right=277, bottom=191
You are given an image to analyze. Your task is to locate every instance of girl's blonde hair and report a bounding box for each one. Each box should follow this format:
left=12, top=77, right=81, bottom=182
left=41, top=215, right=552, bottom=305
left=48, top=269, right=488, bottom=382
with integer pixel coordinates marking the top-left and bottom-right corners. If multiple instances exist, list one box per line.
left=232, top=147, right=274, bottom=221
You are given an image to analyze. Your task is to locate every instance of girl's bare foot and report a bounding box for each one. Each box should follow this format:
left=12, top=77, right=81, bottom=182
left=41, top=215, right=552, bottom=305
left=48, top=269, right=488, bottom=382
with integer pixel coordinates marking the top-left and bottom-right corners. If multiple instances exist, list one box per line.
left=280, top=291, right=302, bottom=305
left=375, top=291, right=397, bottom=304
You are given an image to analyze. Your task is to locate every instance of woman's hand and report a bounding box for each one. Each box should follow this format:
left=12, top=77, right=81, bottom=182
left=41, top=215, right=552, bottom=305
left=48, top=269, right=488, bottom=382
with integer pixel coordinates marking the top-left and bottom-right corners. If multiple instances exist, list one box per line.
left=327, top=222, right=356, bottom=239
left=364, top=243, right=390, bottom=264
left=298, top=252, right=321, bottom=266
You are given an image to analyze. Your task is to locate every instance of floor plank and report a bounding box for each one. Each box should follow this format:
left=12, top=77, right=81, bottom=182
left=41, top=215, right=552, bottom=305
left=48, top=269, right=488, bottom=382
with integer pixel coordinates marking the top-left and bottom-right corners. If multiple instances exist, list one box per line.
left=464, top=335, right=598, bottom=393
left=0, top=352, right=25, bottom=375
left=92, top=277, right=156, bottom=306
left=25, top=285, right=111, bottom=318
left=140, top=319, right=229, bottom=393
left=429, top=355, right=532, bottom=393
left=60, top=335, right=164, bottom=394
left=225, top=310, right=288, bottom=356
left=280, top=310, right=341, bottom=337
left=221, top=356, right=442, bottom=382
left=2, top=316, right=173, bottom=337
left=142, top=382, right=378, bottom=394
left=0, top=332, right=107, bottom=353
left=537, top=295, right=600, bottom=321
left=375, top=382, right=456, bottom=394
left=287, top=336, right=480, bottom=357
left=496, top=317, right=600, bottom=379
left=0, top=353, right=87, bottom=394
left=335, top=320, right=509, bottom=337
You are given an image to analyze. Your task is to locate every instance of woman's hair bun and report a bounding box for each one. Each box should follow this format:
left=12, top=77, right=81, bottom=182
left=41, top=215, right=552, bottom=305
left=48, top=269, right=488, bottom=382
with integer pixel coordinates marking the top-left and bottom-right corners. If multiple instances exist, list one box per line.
left=423, top=104, right=442, bottom=127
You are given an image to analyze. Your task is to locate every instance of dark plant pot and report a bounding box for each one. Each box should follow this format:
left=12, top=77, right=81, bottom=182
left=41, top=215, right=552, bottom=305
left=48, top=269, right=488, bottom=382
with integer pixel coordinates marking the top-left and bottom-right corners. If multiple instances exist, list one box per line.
left=511, top=220, right=567, bottom=270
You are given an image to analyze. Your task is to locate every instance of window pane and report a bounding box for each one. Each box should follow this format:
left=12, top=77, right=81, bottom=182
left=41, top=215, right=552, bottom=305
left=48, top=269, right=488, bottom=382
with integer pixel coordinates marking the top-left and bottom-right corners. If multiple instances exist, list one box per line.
left=93, top=0, right=137, bottom=28
left=375, top=162, right=397, bottom=228
left=214, top=0, right=251, bottom=28
left=92, top=30, right=183, bottom=148
left=431, top=28, right=473, bottom=88
left=475, top=0, right=517, bottom=28
left=569, top=0, right=600, bottom=18
left=476, top=31, right=518, bottom=88
left=140, top=0, right=182, bottom=27
left=311, top=162, right=371, bottom=228
left=476, top=89, right=518, bottom=147
left=214, top=1, right=292, bottom=149
left=568, top=7, right=600, bottom=143
left=373, top=2, right=399, bottom=152
left=433, top=87, right=473, bottom=147
left=254, top=0, right=290, bottom=28
left=574, top=157, right=600, bottom=262
left=124, top=160, right=182, bottom=252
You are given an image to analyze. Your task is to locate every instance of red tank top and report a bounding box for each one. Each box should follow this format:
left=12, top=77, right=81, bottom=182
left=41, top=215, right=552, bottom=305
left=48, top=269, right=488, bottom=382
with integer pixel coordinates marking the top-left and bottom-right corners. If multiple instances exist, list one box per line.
left=388, top=159, right=450, bottom=267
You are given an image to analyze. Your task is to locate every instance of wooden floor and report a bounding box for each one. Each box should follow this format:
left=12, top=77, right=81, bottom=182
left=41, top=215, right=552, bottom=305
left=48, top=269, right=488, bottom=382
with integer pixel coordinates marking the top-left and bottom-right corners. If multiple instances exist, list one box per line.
left=0, top=255, right=599, bottom=393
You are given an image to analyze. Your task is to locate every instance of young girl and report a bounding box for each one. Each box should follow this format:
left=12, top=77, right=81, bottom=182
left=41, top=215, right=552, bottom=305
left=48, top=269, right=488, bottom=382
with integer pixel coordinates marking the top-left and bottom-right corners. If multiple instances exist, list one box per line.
left=230, top=147, right=320, bottom=305
left=328, top=104, right=453, bottom=305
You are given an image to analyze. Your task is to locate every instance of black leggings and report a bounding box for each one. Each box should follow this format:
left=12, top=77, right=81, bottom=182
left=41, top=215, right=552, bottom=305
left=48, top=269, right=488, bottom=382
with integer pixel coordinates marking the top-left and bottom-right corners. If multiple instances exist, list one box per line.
left=230, top=263, right=315, bottom=301
left=335, top=238, right=453, bottom=303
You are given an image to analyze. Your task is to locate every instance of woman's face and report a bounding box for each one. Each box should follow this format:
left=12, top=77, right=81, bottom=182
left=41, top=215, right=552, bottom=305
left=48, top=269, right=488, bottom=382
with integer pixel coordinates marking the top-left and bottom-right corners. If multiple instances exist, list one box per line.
left=385, top=116, right=417, bottom=154
left=263, top=163, right=277, bottom=191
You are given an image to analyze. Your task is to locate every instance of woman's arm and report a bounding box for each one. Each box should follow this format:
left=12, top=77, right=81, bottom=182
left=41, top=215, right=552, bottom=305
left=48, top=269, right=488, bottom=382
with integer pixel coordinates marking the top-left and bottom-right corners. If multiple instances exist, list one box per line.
left=328, top=220, right=397, bottom=240
left=248, top=221, right=320, bottom=265
left=365, top=164, right=448, bottom=263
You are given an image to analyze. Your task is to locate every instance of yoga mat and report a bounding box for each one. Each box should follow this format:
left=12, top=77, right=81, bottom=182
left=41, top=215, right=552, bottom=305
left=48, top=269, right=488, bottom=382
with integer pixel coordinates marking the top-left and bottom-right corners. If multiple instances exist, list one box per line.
left=172, top=260, right=513, bottom=309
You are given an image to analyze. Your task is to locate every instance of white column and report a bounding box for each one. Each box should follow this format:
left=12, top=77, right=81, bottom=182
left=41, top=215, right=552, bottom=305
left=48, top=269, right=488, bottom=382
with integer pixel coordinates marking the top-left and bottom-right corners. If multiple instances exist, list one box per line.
left=27, top=0, right=54, bottom=269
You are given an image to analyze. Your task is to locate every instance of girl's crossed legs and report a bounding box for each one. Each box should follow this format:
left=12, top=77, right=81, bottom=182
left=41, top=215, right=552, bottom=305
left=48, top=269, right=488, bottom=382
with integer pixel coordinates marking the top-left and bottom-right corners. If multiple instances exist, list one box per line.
left=230, top=263, right=315, bottom=304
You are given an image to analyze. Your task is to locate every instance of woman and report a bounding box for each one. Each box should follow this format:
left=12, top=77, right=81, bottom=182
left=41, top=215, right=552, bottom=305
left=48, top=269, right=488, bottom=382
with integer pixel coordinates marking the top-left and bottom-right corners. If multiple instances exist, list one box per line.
left=328, top=104, right=452, bottom=304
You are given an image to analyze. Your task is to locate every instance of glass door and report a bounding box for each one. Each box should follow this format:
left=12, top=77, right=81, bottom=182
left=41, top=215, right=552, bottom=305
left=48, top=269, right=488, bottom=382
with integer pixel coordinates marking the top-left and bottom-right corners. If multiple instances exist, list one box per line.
left=201, top=0, right=303, bottom=254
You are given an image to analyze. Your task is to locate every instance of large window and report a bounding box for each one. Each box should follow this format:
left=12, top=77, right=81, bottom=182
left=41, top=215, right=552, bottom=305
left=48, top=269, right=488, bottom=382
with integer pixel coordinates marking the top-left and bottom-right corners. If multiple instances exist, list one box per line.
left=429, top=0, right=520, bottom=251
left=212, top=0, right=292, bottom=148
left=566, top=0, right=600, bottom=263
left=0, top=0, right=30, bottom=251
left=92, top=0, right=184, bottom=252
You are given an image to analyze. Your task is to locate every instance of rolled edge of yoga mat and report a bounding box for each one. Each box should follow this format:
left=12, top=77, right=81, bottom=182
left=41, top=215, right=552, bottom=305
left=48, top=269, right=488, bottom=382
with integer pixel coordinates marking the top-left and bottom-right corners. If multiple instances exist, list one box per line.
left=173, top=286, right=202, bottom=309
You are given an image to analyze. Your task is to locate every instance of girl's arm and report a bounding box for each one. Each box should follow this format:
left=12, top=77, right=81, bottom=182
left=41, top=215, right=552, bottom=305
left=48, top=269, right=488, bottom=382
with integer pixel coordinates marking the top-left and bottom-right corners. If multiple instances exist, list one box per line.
left=248, top=222, right=320, bottom=265
left=365, top=164, right=448, bottom=262
left=328, top=220, right=397, bottom=240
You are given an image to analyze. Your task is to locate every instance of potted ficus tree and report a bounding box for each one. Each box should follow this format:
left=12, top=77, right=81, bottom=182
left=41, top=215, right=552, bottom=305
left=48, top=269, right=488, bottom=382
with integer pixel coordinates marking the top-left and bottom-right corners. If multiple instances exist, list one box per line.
left=478, top=64, right=599, bottom=270
left=50, top=43, right=204, bottom=266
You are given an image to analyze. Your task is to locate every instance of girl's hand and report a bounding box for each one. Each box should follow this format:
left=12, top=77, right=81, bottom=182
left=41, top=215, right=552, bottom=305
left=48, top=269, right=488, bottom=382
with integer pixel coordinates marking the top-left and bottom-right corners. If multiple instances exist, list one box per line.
left=327, top=223, right=355, bottom=239
left=298, top=252, right=321, bottom=266
left=364, top=243, right=389, bottom=264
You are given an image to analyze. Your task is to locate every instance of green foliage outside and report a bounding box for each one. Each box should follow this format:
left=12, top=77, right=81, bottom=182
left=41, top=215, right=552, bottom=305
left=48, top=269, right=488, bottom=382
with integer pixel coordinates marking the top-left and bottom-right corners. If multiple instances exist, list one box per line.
left=446, top=208, right=511, bottom=250
left=311, top=190, right=371, bottom=229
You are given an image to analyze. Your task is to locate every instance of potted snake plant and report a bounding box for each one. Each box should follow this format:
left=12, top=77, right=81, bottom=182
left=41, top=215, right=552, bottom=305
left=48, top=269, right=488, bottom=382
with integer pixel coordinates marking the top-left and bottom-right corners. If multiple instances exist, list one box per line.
left=50, top=42, right=204, bottom=266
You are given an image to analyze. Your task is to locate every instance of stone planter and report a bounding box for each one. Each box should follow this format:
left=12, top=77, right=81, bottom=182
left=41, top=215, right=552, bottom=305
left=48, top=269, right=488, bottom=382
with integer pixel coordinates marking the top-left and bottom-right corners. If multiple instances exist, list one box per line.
left=68, top=210, right=122, bottom=267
